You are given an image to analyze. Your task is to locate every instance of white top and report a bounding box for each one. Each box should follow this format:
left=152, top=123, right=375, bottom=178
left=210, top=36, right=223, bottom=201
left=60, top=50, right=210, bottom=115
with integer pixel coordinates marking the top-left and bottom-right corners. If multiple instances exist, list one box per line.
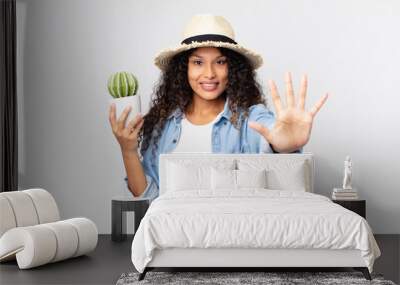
left=172, top=112, right=222, bottom=153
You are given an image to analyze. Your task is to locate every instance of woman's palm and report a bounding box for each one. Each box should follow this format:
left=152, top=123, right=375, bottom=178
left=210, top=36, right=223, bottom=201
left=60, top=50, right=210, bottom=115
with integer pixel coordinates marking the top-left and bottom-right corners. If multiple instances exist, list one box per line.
left=249, top=72, right=328, bottom=153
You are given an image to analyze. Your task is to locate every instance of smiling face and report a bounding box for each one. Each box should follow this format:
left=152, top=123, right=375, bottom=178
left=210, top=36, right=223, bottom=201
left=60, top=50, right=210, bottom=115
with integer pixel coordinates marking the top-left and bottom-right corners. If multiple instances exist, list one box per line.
left=187, top=47, right=229, bottom=101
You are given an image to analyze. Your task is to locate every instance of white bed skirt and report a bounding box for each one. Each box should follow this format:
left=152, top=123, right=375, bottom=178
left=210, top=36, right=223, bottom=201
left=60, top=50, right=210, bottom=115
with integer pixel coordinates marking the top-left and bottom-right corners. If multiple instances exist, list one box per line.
left=148, top=248, right=366, bottom=268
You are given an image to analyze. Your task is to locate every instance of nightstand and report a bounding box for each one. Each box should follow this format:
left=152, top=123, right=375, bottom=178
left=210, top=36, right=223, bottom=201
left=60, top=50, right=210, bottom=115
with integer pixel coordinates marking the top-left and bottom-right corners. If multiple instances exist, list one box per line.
left=111, top=196, right=150, bottom=242
left=332, top=199, right=366, bottom=219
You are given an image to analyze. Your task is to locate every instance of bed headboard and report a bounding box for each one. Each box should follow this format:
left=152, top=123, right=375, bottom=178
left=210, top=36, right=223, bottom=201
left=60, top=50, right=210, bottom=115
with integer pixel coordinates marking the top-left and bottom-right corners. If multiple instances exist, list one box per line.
left=159, top=153, right=315, bottom=195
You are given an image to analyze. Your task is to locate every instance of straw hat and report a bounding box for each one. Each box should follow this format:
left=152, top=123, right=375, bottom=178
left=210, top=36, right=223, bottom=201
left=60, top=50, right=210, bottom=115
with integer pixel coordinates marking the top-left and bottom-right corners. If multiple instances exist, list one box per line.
left=154, top=14, right=263, bottom=71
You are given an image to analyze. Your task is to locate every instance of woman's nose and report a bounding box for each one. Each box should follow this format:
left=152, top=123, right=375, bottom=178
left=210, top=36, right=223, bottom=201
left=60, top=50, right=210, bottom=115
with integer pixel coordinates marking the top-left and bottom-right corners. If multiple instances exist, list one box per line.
left=203, top=63, right=216, bottom=78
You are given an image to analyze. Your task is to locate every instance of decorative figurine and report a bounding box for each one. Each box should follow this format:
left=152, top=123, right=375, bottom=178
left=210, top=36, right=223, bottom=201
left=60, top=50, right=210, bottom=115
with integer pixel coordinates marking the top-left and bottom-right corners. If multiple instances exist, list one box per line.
left=342, top=155, right=353, bottom=190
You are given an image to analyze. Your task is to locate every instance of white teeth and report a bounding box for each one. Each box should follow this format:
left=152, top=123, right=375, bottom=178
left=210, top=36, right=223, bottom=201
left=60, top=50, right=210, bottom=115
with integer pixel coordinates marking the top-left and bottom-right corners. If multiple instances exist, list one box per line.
left=201, top=83, right=218, bottom=91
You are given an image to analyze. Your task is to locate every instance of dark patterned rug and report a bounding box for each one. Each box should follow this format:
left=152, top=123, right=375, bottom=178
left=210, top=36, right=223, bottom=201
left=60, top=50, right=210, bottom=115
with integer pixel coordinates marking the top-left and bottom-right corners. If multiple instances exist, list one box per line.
left=116, top=271, right=396, bottom=285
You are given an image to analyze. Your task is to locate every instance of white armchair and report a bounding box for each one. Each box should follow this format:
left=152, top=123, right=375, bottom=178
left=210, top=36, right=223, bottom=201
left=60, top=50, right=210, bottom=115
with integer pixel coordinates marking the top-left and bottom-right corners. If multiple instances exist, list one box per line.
left=0, top=188, right=98, bottom=269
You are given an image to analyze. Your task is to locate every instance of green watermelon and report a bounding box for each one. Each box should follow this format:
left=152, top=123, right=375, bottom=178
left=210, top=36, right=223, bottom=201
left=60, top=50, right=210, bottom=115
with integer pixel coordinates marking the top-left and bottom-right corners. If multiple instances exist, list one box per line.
left=107, top=71, right=138, bottom=98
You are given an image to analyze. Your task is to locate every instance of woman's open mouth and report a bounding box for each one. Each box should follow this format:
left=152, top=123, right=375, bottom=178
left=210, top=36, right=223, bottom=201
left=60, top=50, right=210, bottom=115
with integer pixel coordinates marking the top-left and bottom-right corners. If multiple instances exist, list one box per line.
left=200, top=83, right=219, bottom=92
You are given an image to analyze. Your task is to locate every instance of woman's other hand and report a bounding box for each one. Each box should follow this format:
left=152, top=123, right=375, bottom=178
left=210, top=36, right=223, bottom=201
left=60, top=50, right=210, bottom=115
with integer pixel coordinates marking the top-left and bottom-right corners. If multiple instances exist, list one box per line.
left=109, top=103, right=144, bottom=154
left=249, top=72, right=328, bottom=153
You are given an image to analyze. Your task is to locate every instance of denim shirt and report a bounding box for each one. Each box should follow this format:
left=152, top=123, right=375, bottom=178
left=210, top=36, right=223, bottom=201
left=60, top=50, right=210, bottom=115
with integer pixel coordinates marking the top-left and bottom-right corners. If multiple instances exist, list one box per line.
left=124, top=99, right=296, bottom=201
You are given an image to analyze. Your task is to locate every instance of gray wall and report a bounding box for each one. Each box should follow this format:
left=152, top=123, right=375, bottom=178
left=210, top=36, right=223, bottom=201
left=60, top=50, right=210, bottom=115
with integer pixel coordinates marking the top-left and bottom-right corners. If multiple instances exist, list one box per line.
left=16, top=0, right=400, bottom=234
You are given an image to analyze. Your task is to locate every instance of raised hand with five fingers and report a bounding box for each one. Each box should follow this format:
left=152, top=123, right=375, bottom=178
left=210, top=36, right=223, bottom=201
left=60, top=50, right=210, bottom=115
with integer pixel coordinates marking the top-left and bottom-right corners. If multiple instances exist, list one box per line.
left=249, top=72, right=328, bottom=153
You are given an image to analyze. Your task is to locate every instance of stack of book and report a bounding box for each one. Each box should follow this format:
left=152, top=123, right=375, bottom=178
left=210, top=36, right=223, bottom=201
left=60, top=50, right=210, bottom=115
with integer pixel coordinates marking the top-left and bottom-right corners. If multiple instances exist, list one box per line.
left=332, top=188, right=358, bottom=200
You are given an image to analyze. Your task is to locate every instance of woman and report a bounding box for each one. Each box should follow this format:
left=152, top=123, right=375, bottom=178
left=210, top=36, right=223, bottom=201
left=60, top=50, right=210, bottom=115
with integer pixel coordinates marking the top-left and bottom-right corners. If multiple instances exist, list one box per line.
left=109, top=15, right=328, bottom=200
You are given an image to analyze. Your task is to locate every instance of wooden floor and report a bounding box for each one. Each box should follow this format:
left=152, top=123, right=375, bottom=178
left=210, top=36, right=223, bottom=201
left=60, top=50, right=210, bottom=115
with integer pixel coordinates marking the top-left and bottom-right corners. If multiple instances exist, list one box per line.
left=0, top=234, right=398, bottom=285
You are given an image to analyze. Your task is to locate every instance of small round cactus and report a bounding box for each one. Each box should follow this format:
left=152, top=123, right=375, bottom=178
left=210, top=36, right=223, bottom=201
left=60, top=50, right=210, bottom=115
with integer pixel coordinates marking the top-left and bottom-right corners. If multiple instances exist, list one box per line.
left=107, top=71, right=139, bottom=98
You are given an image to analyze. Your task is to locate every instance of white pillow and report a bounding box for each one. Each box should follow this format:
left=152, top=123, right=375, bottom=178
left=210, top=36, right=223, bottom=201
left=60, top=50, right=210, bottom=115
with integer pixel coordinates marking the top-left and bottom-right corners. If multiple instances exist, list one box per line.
left=166, top=159, right=236, bottom=192
left=237, top=159, right=309, bottom=191
left=236, top=169, right=267, bottom=189
left=211, top=168, right=268, bottom=191
left=167, top=162, right=210, bottom=191
left=266, top=162, right=306, bottom=191
left=211, top=168, right=236, bottom=191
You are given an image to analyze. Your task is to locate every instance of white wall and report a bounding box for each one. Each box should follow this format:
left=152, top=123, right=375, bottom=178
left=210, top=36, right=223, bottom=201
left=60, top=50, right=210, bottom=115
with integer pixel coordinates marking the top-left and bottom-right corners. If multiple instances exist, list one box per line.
left=17, top=0, right=400, bottom=234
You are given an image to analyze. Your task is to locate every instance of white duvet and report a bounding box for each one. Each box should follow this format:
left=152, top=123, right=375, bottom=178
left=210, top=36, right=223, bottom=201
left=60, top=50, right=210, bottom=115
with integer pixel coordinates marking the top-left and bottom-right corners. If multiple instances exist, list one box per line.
left=131, top=190, right=381, bottom=273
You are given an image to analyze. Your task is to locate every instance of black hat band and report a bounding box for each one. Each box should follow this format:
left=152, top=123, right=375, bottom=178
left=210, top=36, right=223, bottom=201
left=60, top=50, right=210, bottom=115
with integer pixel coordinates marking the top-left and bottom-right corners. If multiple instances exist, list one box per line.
left=181, top=34, right=237, bottom=45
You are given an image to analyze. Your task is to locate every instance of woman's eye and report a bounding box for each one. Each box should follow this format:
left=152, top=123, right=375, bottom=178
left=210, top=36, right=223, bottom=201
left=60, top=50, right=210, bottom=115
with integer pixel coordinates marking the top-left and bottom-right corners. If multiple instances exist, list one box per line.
left=191, top=60, right=226, bottom=65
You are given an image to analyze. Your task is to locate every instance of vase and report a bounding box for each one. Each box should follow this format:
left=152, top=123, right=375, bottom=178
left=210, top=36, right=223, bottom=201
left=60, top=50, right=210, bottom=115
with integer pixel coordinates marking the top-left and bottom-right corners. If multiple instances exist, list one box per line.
left=109, top=95, right=141, bottom=127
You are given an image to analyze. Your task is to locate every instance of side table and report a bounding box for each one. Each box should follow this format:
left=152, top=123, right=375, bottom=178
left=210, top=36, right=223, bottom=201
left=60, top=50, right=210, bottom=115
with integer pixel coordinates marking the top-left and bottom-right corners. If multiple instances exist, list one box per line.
left=111, top=196, right=150, bottom=242
left=332, top=199, right=366, bottom=219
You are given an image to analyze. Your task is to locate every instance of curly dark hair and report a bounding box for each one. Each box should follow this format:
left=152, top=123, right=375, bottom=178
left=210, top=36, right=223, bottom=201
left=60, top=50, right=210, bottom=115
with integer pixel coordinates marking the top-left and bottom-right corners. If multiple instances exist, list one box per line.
left=139, top=47, right=266, bottom=155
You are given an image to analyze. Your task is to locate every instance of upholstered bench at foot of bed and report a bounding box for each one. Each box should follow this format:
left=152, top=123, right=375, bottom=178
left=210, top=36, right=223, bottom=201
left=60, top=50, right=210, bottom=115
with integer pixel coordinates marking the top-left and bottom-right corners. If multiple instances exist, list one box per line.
left=0, top=217, right=98, bottom=269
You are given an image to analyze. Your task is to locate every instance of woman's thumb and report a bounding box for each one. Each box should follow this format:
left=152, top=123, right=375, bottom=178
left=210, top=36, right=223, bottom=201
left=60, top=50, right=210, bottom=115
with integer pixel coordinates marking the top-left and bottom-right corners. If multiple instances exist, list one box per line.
left=248, top=121, right=272, bottom=142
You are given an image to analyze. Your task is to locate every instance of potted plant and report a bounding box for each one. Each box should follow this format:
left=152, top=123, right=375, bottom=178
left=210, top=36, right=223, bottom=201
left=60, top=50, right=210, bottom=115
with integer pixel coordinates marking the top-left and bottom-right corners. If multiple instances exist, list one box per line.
left=107, top=71, right=141, bottom=127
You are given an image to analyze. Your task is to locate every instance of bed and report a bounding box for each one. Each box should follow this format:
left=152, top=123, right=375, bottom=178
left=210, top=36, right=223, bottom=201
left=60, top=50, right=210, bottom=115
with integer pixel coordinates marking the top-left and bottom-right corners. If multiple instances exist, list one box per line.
left=131, top=153, right=381, bottom=281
